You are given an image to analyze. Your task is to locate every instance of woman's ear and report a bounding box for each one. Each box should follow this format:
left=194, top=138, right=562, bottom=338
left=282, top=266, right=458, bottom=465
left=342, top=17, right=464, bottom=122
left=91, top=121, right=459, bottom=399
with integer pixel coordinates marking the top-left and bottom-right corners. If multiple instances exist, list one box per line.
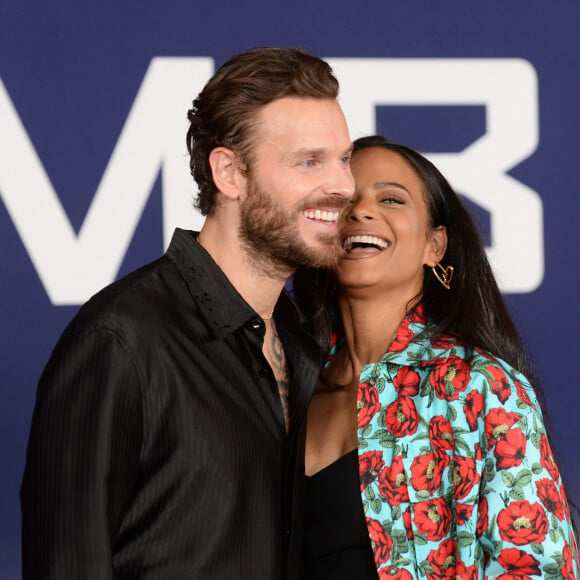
left=208, top=147, right=245, bottom=201
left=424, top=225, right=448, bottom=267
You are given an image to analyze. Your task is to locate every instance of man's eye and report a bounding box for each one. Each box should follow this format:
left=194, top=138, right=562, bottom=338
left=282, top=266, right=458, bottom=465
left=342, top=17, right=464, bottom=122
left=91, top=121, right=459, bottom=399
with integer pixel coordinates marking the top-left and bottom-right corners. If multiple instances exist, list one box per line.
left=340, top=155, right=352, bottom=165
left=303, top=159, right=316, bottom=168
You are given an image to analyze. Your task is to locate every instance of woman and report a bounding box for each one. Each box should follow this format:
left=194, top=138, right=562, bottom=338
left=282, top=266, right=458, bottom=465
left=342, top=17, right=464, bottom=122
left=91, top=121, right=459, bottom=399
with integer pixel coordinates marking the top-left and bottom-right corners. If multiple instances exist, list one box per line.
left=297, top=136, right=578, bottom=579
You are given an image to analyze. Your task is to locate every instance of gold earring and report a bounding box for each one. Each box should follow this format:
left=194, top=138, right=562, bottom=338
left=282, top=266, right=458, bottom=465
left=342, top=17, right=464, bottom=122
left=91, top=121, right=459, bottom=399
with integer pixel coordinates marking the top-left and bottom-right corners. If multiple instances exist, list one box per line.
left=432, top=263, right=454, bottom=290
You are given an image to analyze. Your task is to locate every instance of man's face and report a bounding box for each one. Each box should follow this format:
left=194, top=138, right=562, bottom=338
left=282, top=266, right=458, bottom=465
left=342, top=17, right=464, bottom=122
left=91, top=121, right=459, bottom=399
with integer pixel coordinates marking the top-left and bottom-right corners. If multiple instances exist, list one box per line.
left=239, top=97, right=354, bottom=274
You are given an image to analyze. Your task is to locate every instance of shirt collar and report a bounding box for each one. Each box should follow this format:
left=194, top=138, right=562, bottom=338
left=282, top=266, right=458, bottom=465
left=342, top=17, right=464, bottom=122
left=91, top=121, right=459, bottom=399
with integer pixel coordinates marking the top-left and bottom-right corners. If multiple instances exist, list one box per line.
left=380, top=304, right=461, bottom=367
left=165, top=228, right=306, bottom=338
left=328, top=303, right=453, bottom=368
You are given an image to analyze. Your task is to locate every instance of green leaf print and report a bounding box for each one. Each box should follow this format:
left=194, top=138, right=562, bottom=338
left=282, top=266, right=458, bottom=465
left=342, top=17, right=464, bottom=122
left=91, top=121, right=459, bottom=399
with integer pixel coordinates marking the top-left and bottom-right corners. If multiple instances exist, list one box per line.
left=419, top=560, right=434, bottom=575
left=501, top=471, right=515, bottom=487
left=513, top=469, right=533, bottom=487
left=531, top=543, right=544, bottom=555
left=509, top=486, right=525, bottom=501
left=447, top=404, right=457, bottom=422
left=531, top=462, right=544, bottom=475
left=457, top=531, right=475, bottom=548
left=541, top=562, right=562, bottom=575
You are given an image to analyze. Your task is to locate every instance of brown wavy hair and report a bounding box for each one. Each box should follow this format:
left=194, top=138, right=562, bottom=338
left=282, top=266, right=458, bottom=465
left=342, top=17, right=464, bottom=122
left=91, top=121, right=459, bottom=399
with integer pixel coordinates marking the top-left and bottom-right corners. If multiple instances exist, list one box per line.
left=186, top=47, right=339, bottom=216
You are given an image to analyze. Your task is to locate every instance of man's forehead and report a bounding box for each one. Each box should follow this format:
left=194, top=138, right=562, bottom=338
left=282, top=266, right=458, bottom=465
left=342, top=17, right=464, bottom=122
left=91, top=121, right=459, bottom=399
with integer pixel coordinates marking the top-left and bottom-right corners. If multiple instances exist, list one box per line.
left=255, top=97, right=343, bottom=128
left=252, top=97, right=351, bottom=149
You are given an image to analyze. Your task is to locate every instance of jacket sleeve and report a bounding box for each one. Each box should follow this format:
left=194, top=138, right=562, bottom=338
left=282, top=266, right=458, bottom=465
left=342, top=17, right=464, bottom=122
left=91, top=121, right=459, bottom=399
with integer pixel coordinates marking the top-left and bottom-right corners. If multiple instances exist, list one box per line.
left=21, top=327, right=143, bottom=580
left=474, top=364, right=579, bottom=578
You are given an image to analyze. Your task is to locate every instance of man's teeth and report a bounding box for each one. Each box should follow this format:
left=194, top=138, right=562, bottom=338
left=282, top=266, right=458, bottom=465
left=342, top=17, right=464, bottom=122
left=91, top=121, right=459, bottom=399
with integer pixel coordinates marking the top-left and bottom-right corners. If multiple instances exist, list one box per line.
left=343, top=235, right=389, bottom=251
left=302, top=209, right=339, bottom=222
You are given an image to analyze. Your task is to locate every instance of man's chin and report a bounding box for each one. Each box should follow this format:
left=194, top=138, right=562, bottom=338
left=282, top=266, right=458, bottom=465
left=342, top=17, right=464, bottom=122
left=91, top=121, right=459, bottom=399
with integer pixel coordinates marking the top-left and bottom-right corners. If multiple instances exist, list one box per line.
left=298, top=241, right=342, bottom=270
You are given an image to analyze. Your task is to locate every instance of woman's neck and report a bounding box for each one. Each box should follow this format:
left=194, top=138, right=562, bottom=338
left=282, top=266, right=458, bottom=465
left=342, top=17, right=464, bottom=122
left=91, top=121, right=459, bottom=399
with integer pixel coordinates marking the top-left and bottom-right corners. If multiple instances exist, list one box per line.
left=333, top=290, right=417, bottom=383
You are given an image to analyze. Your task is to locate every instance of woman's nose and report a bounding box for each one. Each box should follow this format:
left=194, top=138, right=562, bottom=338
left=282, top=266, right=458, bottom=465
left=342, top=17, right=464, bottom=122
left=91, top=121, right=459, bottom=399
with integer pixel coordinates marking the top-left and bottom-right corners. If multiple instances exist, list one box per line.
left=346, top=197, right=376, bottom=221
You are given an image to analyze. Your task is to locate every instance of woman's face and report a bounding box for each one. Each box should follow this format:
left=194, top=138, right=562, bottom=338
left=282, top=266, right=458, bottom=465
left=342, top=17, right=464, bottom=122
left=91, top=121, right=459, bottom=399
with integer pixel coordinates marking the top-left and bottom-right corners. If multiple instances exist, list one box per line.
left=337, top=147, right=443, bottom=297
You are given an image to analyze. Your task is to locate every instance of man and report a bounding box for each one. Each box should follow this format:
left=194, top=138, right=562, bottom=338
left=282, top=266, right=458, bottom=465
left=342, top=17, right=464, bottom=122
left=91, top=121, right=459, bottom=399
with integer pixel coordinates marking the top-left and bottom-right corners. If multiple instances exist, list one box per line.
left=21, top=47, right=354, bottom=579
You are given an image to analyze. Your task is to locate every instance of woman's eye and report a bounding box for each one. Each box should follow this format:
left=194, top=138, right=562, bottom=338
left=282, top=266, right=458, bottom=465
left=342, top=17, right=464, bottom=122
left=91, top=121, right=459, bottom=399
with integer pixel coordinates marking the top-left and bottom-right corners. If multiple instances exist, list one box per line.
left=381, top=196, right=403, bottom=204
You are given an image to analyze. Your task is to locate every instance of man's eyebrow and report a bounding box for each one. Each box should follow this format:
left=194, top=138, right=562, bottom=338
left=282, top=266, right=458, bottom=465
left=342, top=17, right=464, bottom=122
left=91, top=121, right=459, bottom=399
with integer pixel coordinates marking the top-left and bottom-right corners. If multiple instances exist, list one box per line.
left=344, top=144, right=354, bottom=156
left=283, top=145, right=354, bottom=161
left=284, top=148, right=327, bottom=160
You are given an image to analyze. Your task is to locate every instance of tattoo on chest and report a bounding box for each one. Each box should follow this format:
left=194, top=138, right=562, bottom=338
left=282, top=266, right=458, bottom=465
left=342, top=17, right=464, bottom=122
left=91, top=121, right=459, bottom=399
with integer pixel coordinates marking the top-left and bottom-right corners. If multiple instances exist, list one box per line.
left=264, top=326, right=290, bottom=432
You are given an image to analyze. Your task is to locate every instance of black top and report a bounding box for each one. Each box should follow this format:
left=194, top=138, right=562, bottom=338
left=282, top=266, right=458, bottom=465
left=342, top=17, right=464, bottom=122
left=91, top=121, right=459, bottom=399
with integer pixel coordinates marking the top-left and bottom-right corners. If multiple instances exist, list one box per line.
left=303, top=449, right=378, bottom=579
left=21, top=228, right=322, bottom=579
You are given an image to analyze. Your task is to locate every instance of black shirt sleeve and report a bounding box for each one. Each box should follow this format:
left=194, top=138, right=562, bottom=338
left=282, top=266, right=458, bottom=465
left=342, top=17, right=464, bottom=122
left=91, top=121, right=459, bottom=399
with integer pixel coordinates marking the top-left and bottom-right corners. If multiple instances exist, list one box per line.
left=21, top=328, right=143, bottom=579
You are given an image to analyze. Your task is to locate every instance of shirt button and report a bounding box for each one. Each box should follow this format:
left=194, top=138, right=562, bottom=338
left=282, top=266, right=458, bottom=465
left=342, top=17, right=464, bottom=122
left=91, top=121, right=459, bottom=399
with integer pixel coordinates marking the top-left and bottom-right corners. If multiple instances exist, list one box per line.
left=250, top=318, right=262, bottom=330
left=368, top=378, right=376, bottom=386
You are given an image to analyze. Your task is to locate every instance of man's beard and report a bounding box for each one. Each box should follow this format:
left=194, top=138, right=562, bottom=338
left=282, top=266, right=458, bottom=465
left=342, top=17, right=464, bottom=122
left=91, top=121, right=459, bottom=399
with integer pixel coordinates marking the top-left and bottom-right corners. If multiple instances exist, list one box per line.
left=239, top=176, right=345, bottom=278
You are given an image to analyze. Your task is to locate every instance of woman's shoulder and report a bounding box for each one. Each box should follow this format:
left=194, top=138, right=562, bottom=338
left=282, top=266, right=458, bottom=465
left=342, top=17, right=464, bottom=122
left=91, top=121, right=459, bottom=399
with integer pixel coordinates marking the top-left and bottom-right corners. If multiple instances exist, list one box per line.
left=402, top=331, right=540, bottom=414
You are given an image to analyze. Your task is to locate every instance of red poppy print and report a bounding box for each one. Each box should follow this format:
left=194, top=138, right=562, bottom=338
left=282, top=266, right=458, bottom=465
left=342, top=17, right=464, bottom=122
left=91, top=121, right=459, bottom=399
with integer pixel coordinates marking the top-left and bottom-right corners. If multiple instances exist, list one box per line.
left=497, top=548, right=540, bottom=579
left=562, top=543, right=575, bottom=580
left=408, top=302, right=425, bottom=323
left=485, top=407, right=521, bottom=447
left=378, top=455, right=409, bottom=505
left=497, top=500, right=549, bottom=546
left=539, top=433, right=560, bottom=480
left=410, top=451, right=450, bottom=493
left=429, top=355, right=471, bottom=401
left=359, top=450, right=384, bottom=491
left=430, top=334, right=457, bottom=350
left=515, top=380, right=536, bottom=409
left=455, top=560, right=478, bottom=580
left=385, top=396, right=419, bottom=437
left=390, top=324, right=414, bottom=353
left=366, top=517, right=393, bottom=567
left=393, top=367, right=420, bottom=396
left=487, top=365, right=512, bottom=404
left=351, top=307, right=578, bottom=579
left=358, top=383, right=381, bottom=429
left=379, top=568, right=413, bottom=580
left=536, top=478, right=565, bottom=520
left=494, top=427, right=527, bottom=470
left=426, top=538, right=457, bottom=579
left=477, top=496, right=489, bottom=537
left=456, top=503, right=474, bottom=526
left=403, top=507, right=414, bottom=541
left=326, top=332, right=341, bottom=364
left=413, top=496, right=452, bottom=541
left=463, top=390, right=484, bottom=431
left=429, top=416, right=454, bottom=451
left=452, top=455, right=480, bottom=500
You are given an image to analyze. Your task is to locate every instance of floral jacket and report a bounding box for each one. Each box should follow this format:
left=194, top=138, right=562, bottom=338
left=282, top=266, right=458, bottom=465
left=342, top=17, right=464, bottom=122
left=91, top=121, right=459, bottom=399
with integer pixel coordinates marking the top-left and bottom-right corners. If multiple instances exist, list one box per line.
left=330, top=305, right=579, bottom=579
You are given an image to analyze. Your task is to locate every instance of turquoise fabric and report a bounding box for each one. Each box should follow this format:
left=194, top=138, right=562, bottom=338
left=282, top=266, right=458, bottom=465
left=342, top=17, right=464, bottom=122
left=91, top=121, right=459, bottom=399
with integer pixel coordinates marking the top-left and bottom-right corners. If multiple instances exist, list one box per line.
left=329, top=305, right=579, bottom=579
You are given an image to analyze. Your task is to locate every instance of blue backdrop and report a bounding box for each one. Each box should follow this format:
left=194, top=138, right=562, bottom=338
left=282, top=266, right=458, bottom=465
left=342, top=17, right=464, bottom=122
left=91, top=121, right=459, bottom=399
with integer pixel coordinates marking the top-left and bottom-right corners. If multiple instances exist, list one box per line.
left=1, top=2, right=579, bottom=577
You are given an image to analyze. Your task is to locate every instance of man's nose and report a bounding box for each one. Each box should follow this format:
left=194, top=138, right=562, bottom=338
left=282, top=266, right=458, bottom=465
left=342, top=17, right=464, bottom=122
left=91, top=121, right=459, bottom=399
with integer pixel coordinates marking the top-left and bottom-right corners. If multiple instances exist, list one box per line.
left=324, top=161, right=355, bottom=200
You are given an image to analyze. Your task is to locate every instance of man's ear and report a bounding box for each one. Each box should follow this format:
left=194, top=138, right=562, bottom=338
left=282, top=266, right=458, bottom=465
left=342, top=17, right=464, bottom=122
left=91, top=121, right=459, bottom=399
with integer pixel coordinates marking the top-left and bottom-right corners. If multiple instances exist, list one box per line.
left=424, top=225, right=448, bottom=267
left=208, top=147, right=245, bottom=201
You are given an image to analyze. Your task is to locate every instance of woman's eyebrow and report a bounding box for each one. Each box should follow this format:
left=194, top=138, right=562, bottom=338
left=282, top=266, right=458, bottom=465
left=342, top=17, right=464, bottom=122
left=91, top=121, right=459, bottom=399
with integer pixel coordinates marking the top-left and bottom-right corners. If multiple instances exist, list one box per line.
left=373, top=181, right=410, bottom=194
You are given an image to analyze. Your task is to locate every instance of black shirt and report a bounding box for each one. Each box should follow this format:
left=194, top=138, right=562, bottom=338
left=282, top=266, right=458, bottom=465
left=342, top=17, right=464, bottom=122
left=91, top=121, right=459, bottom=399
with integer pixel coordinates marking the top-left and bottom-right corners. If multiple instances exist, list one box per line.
left=21, top=228, right=322, bottom=579
left=303, top=450, right=378, bottom=579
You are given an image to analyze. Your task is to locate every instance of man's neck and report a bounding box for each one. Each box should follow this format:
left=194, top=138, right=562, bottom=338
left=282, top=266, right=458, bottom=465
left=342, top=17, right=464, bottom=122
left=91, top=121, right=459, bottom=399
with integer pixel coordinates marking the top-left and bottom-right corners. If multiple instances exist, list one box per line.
left=197, top=217, right=289, bottom=320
